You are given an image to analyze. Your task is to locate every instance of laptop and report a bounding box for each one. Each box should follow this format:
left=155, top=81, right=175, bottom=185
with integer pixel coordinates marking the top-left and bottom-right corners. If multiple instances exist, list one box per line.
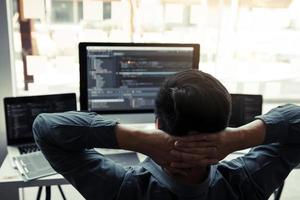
left=225, top=94, right=263, bottom=156
left=4, top=93, right=77, bottom=158
left=229, top=94, right=263, bottom=127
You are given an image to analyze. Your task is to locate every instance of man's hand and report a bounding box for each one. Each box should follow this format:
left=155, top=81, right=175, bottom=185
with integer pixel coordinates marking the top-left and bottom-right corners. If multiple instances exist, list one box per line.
left=140, top=129, right=221, bottom=174
left=116, top=125, right=188, bottom=172
left=140, top=130, right=177, bottom=167
left=139, top=130, right=195, bottom=175
left=169, top=128, right=239, bottom=168
left=170, top=120, right=266, bottom=167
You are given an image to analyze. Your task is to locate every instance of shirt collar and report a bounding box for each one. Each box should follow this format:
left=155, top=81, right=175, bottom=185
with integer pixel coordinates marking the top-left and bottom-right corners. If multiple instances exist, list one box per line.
left=142, top=157, right=214, bottom=198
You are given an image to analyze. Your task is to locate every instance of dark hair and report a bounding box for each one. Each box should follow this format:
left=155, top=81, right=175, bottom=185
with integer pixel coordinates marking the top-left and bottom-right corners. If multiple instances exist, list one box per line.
left=155, top=69, right=231, bottom=136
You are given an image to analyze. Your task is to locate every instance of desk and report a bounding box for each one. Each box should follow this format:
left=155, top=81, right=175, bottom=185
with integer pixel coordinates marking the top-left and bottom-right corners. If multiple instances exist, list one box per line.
left=0, top=153, right=69, bottom=200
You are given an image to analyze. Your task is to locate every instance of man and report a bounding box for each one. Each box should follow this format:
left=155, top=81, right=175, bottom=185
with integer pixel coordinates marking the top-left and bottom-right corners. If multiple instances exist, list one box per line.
left=33, top=69, right=300, bottom=200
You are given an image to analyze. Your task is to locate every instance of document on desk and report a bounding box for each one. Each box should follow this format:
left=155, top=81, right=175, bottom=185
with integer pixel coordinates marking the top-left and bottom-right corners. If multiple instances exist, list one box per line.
left=13, top=151, right=57, bottom=181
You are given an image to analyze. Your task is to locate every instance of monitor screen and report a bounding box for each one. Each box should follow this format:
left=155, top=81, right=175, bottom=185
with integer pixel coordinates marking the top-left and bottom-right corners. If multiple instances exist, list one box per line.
left=4, top=93, right=77, bottom=145
left=79, top=42, right=200, bottom=113
left=229, top=94, right=263, bottom=127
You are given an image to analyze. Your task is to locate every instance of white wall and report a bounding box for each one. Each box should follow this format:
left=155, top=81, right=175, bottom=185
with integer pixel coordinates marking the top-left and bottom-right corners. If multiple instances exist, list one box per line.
left=0, top=0, right=15, bottom=166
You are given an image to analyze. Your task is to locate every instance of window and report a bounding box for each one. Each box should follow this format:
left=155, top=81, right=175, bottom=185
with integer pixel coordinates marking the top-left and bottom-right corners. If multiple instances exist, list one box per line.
left=10, top=0, right=300, bottom=113
left=103, top=2, right=112, bottom=20
left=51, top=1, right=74, bottom=23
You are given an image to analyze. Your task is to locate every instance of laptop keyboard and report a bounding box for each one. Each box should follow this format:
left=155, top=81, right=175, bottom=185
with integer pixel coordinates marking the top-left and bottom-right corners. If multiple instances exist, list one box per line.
left=18, top=144, right=40, bottom=154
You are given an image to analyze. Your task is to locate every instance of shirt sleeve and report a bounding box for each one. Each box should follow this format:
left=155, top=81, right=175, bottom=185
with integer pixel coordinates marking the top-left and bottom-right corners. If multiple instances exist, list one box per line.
left=33, top=111, right=126, bottom=200
left=256, top=104, right=300, bottom=145
left=223, top=104, right=300, bottom=199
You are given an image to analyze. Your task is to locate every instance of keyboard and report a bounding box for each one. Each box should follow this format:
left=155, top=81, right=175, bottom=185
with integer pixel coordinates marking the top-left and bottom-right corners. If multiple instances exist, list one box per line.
left=18, top=144, right=40, bottom=154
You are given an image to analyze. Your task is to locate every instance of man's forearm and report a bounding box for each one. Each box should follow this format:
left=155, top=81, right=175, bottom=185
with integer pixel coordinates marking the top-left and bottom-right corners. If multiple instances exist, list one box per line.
left=115, top=124, right=148, bottom=153
left=229, top=120, right=266, bottom=151
left=34, top=112, right=172, bottom=160
left=231, top=104, right=300, bottom=151
left=116, top=124, right=184, bottom=168
left=115, top=125, right=172, bottom=155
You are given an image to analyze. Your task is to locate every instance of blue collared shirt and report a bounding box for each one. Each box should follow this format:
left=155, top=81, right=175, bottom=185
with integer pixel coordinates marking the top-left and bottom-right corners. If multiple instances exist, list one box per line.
left=33, top=104, right=300, bottom=200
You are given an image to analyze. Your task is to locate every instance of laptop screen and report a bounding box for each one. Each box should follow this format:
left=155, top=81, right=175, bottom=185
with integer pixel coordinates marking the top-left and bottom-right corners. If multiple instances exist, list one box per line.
left=229, top=94, right=263, bottom=127
left=79, top=42, right=200, bottom=113
left=4, top=93, right=77, bottom=145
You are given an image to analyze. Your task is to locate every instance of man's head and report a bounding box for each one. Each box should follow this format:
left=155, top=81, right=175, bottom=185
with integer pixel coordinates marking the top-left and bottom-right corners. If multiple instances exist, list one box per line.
left=155, top=69, right=231, bottom=136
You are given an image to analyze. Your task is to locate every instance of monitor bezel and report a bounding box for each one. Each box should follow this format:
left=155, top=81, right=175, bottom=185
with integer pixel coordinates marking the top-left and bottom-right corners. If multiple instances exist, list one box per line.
left=229, top=93, right=263, bottom=127
left=79, top=42, right=200, bottom=114
left=230, top=93, right=263, bottom=114
left=4, top=93, right=77, bottom=145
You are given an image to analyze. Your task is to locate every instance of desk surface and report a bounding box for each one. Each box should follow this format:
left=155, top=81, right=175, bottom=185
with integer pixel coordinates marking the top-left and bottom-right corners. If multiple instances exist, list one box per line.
left=0, top=153, right=68, bottom=188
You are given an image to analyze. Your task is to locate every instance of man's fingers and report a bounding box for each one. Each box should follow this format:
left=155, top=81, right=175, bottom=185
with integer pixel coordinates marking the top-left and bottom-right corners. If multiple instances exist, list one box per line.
left=170, top=150, right=199, bottom=160
left=194, top=158, right=219, bottom=166
left=175, top=141, right=215, bottom=148
left=174, top=146, right=215, bottom=154
left=171, top=147, right=217, bottom=159
left=176, top=133, right=219, bottom=142
left=171, top=149, right=208, bottom=161
left=170, top=158, right=219, bottom=168
left=164, top=167, right=188, bottom=176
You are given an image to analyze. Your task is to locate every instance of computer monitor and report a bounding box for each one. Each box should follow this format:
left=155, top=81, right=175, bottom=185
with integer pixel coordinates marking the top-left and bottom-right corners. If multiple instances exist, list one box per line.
left=229, top=94, right=263, bottom=127
left=79, top=42, right=200, bottom=123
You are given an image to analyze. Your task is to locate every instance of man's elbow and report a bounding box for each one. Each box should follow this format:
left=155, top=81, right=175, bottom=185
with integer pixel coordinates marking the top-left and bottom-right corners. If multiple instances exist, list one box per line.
left=32, top=113, right=52, bottom=146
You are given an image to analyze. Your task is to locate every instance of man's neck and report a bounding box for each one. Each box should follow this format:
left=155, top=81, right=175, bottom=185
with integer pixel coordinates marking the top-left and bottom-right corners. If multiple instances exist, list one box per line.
left=165, top=166, right=209, bottom=185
